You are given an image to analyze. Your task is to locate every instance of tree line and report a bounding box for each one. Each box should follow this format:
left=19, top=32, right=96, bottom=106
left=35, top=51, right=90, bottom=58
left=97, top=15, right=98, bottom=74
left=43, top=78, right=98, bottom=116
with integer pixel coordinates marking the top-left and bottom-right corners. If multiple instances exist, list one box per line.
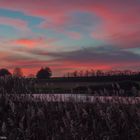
left=64, top=69, right=140, bottom=77
left=0, top=67, right=52, bottom=79
left=0, top=67, right=140, bottom=79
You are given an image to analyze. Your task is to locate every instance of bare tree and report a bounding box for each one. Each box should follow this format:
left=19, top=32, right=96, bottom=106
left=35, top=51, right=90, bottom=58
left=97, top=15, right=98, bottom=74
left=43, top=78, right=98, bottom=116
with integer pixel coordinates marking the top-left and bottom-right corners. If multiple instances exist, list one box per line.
left=96, top=70, right=103, bottom=76
left=85, top=70, right=90, bottom=77
left=13, top=67, right=24, bottom=77
left=73, top=71, right=78, bottom=77
left=90, top=69, right=95, bottom=76
left=79, top=70, right=83, bottom=77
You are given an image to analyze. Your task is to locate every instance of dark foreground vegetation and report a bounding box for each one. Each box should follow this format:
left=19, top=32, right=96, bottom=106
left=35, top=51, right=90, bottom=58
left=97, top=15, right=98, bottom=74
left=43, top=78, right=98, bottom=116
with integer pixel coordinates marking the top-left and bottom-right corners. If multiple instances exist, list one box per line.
left=0, top=67, right=140, bottom=96
left=0, top=94, right=140, bottom=140
left=0, top=76, right=140, bottom=96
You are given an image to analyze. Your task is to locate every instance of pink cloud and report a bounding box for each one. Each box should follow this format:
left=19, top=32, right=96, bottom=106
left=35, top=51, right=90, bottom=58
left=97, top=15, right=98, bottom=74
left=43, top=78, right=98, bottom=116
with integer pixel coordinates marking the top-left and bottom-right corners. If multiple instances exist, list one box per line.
left=0, top=16, right=29, bottom=31
left=89, top=4, right=140, bottom=47
left=13, top=38, right=44, bottom=48
left=9, top=37, right=57, bottom=49
left=0, top=0, right=139, bottom=47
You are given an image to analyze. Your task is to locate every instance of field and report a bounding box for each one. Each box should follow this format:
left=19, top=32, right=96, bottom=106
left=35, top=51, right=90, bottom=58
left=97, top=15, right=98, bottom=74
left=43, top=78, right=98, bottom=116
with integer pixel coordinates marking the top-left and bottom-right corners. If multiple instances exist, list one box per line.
left=0, top=77, right=140, bottom=139
left=0, top=94, right=140, bottom=140
left=0, top=76, right=140, bottom=96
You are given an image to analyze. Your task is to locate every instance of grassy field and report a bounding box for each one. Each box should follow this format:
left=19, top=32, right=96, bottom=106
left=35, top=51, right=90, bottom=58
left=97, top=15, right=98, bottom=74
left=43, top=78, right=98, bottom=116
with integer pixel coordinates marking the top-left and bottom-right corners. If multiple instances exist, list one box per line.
left=0, top=94, right=140, bottom=140
left=0, top=76, right=140, bottom=96
left=0, top=77, right=140, bottom=139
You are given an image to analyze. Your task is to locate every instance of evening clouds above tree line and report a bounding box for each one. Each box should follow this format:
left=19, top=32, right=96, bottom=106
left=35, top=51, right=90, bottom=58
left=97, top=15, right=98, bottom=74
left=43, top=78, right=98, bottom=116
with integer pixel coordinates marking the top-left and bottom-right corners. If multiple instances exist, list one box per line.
left=0, top=0, right=139, bottom=76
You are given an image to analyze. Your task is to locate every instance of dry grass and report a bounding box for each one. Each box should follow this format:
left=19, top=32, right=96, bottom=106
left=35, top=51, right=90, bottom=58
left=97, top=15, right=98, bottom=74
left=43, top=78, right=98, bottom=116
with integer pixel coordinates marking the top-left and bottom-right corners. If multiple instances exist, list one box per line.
left=0, top=94, right=140, bottom=140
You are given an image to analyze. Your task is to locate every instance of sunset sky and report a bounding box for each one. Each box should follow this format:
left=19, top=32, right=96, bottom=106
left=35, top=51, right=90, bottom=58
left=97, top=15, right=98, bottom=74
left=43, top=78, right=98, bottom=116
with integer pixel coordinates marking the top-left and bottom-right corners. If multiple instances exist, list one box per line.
left=0, top=0, right=140, bottom=76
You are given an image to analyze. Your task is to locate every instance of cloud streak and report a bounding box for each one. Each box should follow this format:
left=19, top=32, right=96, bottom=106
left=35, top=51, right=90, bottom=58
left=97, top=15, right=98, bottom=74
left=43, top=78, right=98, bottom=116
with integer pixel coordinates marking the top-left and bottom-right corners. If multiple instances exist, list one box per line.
left=1, top=45, right=140, bottom=76
left=13, top=38, right=45, bottom=48
left=0, top=16, right=29, bottom=31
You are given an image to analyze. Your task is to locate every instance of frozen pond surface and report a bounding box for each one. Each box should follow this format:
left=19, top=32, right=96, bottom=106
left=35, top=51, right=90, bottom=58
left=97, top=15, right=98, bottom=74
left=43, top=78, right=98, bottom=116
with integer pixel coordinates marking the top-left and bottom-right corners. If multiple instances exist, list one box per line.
left=33, top=94, right=140, bottom=104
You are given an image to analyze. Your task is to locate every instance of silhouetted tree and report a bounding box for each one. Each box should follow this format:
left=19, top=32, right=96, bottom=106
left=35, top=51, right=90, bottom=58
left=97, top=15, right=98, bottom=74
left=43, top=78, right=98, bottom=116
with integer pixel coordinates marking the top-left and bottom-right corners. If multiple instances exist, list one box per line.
left=73, top=71, right=78, bottom=77
left=36, top=67, right=52, bottom=79
left=79, top=70, right=83, bottom=77
left=96, top=70, right=103, bottom=76
left=85, top=70, right=90, bottom=77
left=13, top=67, right=23, bottom=77
left=90, top=69, right=95, bottom=77
left=67, top=72, right=70, bottom=77
left=0, top=68, right=11, bottom=77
